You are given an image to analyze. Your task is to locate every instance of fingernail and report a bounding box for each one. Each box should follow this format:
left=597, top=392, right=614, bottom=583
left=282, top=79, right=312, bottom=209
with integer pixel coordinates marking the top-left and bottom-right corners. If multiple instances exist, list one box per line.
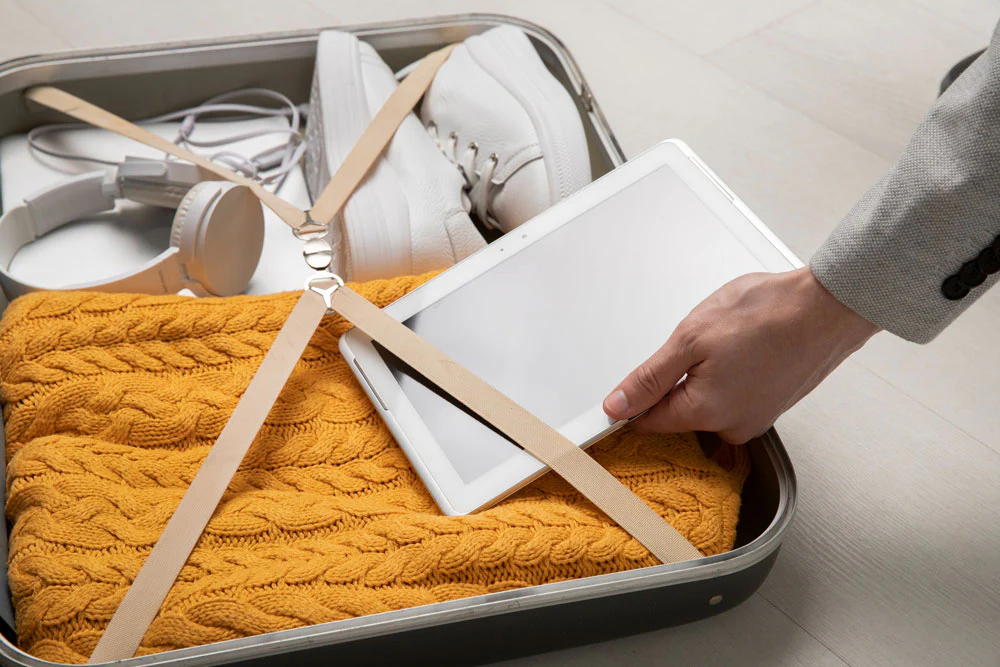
left=605, top=389, right=629, bottom=417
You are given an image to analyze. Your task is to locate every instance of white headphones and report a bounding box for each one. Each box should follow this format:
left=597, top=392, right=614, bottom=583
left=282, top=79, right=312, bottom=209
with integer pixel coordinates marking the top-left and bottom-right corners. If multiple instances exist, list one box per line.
left=0, top=157, right=265, bottom=299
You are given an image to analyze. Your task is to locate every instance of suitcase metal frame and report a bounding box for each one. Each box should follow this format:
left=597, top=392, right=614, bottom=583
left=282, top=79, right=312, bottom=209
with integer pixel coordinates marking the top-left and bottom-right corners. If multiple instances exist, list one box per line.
left=0, top=14, right=796, bottom=666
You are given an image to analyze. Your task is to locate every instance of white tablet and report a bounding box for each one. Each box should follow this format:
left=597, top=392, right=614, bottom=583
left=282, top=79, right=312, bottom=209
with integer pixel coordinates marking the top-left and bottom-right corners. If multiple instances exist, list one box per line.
left=340, top=139, right=800, bottom=515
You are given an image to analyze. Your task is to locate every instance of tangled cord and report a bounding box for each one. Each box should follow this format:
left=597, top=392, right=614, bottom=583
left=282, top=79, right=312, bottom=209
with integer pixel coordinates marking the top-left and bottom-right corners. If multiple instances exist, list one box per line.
left=27, top=88, right=308, bottom=191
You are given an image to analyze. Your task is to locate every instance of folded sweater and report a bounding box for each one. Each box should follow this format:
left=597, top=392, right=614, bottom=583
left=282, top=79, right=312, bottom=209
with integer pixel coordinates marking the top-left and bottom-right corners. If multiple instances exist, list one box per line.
left=0, top=272, right=748, bottom=663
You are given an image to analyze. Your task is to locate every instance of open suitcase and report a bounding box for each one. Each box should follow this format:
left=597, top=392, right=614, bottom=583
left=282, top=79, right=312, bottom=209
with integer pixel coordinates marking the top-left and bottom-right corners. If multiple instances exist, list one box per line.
left=0, top=14, right=797, bottom=666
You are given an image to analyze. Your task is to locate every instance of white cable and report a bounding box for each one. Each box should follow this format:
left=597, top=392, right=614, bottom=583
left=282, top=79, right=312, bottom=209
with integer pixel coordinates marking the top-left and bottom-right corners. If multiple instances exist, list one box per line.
left=26, top=88, right=309, bottom=189
left=27, top=123, right=121, bottom=165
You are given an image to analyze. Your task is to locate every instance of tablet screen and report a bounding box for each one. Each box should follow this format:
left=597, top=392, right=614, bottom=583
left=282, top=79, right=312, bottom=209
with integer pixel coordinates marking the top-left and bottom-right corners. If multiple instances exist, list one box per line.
left=386, top=164, right=769, bottom=485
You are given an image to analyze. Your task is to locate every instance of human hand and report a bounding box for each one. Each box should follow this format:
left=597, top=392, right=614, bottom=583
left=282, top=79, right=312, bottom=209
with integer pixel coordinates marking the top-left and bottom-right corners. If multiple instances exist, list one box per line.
left=603, top=267, right=879, bottom=443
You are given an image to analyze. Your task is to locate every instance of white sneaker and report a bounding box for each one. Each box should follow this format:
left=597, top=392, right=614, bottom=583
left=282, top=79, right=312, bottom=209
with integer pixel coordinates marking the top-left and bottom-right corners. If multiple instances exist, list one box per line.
left=420, top=26, right=592, bottom=233
left=305, top=31, right=485, bottom=281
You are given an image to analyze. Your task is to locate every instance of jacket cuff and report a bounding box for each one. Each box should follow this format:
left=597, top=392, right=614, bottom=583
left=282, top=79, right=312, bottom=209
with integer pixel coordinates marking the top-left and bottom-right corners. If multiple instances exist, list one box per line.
left=810, top=226, right=1000, bottom=344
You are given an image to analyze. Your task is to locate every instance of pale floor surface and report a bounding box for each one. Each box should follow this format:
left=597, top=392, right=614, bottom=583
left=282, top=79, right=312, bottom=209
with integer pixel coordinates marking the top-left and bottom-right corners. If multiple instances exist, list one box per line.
left=3, top=0, right=1000, bottom=665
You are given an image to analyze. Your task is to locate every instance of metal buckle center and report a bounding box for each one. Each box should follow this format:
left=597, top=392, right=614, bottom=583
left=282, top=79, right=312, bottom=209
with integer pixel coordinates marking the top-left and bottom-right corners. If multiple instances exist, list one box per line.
left=305, top=272, right=345, bottom=311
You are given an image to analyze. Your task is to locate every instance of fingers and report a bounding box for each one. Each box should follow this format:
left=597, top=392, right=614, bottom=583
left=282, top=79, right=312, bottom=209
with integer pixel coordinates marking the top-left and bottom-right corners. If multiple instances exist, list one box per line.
left=632, top=381, right=769, bottom=442
left=603, top=329, right=698, bottom=420
left=630, top=380, right=701, bottom=434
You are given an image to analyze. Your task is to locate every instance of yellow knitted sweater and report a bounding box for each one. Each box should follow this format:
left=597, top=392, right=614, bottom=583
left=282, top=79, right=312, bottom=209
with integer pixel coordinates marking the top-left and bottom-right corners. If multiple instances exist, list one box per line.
left=0, top=273, right=748, bottom=664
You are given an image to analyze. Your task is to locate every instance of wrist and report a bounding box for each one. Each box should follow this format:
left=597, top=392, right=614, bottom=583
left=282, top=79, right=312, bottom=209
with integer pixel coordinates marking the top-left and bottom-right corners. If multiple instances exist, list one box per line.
left=793, top=266, right=880, bottom=351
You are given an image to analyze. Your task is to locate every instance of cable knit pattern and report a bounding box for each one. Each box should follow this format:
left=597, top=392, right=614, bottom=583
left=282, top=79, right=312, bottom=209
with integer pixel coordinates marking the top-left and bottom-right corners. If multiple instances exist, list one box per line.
left=0, top=272, right=748, bottom=664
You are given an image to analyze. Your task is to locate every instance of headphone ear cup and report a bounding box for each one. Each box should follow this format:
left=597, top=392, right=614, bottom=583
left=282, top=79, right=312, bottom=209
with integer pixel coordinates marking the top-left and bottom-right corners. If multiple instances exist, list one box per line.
left=169, top=183, right=204, bottom=252
left=170, top=181, right=265, bottom=297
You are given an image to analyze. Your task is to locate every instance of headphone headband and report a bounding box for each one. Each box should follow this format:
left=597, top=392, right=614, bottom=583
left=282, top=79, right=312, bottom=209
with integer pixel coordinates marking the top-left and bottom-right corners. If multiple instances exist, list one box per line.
left=115, top=157, right=205, bottom=208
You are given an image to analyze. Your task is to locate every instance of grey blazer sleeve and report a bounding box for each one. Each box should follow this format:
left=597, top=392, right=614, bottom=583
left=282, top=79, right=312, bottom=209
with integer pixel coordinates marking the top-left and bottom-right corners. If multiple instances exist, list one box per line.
left=810, top=21, right=1000, bottom=344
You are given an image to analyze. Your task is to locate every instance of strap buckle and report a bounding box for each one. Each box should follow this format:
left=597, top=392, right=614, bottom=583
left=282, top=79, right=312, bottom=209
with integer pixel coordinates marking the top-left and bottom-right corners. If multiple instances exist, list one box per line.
left=295, top=211, right=337, bottom=271
left=305, top=272, right=345, bottom=311
left=293, top=211, right=328, bottom=239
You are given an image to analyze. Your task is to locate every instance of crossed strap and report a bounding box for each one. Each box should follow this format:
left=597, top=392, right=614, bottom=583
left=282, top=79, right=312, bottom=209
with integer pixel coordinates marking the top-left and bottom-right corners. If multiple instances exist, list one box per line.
left=25, top=42, right=700, bottom=664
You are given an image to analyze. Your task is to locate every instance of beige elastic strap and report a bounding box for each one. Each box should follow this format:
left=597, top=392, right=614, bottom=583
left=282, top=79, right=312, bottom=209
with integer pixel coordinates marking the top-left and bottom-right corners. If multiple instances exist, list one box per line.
left=306, top=45, right=455, bottom=231
left=329, top=286, right=702, bottom=564
left=75, top=48, right=461, bottom=663
left=24, top=86, right=308, bottom=228
left=24, top=44, right=456, bottom=235
left=29, top=45, right=700, bottom=664
left=86, top=290, right=329, bottom=664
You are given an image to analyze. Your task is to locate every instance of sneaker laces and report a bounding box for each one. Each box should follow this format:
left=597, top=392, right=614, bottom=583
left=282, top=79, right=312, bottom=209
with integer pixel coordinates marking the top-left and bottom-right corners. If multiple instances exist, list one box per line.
left=428, top=123, right=499, bottom=228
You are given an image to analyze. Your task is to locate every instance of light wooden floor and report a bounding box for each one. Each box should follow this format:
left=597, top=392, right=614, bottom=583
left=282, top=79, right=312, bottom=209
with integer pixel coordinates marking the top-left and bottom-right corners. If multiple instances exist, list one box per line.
left=3, top=1, right=1000, bottom=665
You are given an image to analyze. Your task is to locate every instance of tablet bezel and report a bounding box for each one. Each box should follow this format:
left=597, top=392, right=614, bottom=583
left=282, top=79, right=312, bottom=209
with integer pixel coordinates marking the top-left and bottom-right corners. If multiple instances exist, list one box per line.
left=339, top=139, right=801, bottom=515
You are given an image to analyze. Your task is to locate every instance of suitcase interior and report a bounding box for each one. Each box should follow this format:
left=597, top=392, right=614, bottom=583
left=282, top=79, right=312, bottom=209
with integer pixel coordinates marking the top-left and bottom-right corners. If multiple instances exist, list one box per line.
left=0, top=14, right=796, bottom=666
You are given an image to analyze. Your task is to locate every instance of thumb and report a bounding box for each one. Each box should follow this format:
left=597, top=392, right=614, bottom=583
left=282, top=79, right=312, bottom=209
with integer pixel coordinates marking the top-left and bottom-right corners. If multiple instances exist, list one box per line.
left=603, top=332, right=697, bottom=420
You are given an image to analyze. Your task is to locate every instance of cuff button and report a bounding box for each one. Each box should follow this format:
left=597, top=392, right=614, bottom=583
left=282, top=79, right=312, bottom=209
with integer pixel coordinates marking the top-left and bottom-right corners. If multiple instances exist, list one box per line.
left=942, top=275, right=970, bottom=300
left=958, top=260, right=987, bottom=287
left=978, top=247, right=1000, bottom=274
